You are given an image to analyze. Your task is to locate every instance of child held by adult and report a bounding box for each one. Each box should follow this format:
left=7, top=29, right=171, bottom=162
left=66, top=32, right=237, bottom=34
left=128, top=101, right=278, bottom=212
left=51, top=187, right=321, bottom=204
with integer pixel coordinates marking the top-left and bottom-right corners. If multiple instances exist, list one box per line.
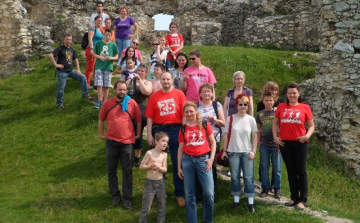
left=139, top=132, right=168, bottom=223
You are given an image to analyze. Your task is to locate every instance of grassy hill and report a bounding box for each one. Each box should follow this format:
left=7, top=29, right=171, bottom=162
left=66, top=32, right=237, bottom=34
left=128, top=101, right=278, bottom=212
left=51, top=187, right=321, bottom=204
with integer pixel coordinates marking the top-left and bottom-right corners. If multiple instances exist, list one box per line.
left=0, top=45, right=359, bottom=222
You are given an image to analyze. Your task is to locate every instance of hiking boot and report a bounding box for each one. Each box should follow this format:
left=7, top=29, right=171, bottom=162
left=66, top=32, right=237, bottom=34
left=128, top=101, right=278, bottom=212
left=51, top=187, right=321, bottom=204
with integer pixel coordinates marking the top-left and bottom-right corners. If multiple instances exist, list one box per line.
left=123, top=199, right=132, bottom=209
left=94, top=101, right=102, bottom=109
left=134, top=157, right=140, bottom=167
left=274, top=189, right=281, bottom=199
left=58, top=105, right=65, bottom=110
left=259, top=189, right=269, bottom=198
left=113, top=196, right=121, bottom=206
left=176, top=197, right=185, bottom=207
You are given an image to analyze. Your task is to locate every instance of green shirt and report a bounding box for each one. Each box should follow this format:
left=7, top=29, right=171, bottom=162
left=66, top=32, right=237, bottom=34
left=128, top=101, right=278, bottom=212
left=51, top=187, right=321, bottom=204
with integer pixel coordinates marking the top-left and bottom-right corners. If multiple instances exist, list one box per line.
left=94, top=40, right=119, bottom=71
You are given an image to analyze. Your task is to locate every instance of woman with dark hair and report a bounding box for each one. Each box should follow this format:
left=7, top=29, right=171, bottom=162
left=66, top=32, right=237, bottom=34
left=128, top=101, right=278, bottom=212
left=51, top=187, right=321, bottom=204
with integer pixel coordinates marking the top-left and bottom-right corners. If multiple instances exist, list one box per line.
left=178, top=101, right=216, bottom=223
left=169, top=52, right=189, bottom=89
left=221, top=93, right=258, bottom=213
left=115, top=46, right=140, bottom=76
left=272, top=83, right=314, bottom=210
left=85, top=15, right=104, bottom=86
left=113, top=7, right=138, bottom=54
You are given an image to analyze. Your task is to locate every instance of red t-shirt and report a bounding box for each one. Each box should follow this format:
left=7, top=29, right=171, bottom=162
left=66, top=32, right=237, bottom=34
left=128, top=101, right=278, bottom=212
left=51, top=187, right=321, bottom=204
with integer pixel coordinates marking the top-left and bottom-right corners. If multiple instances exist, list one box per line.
left=165, top=33, right=184, bottom=59
left=99, top=97, right=141, bottom=144
left=178, top=121, right=213, bottom=156
left=145, top=88, right=187, bottom=124
left=275, top=103, right=313, bottom=141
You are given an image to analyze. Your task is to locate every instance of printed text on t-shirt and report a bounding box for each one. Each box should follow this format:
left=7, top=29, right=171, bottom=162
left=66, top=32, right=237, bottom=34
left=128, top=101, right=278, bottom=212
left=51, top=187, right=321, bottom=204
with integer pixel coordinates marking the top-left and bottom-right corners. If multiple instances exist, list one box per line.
left=158, top=98, right=176, bottom=116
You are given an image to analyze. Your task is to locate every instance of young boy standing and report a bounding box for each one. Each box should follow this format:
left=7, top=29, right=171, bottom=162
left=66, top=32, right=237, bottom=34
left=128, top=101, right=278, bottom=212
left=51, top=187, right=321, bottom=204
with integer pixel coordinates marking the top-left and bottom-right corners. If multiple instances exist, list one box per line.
left=149, top=63, right=165, bottom=92
left=91, top=28, right=119, bottom=109
left=256, top=91, right=282, bottom=199
left=139, top=132, right=168, bottom=223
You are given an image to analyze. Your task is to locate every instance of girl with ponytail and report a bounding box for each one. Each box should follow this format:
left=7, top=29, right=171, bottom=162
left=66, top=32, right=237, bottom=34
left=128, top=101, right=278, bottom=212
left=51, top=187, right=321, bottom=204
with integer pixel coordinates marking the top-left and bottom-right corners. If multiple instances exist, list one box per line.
left=177, top=101, right=216, bottom=223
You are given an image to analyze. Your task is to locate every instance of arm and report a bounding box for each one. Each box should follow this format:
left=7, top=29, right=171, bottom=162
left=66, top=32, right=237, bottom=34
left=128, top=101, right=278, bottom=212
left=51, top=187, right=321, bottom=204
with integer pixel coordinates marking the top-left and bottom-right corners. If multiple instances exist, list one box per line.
left=249, top=96, right=254, bottom=116
left=257, top=123, right=262, bottom=146
left=138, top=53, right=143, bottom=63
left=91, top=49, right=106, bottom=61
left=135, top=121, right=141, bottom=140
left=205, top=133, right=216, bottom=171
left=88, top=30, right=95, bottom=49
left=113, top=25, right=117, bottom=36
left=298, top=119, right=315, bottom=143
left=74, top=59, right=81, bottom=74
left=221, top=133, right=229, bottom=159
left=248, top=132, right=257, bottom=160
left=272, top=117, right=284, bottom=146
left=98, top=119, right=106, bottom=140
left=156, top=153, right=168, bottom=173
left=106, top=53, right=118, bottom=61
left=139, top=151, right=152, bottom=170
left=181, top=74, right=189, bottom=93
left=177, top=142, right=184, bottom=180
left=223, top=96, right=230, bottom=119
left=129, top=22, right=138, bottom=38
left=115, top=65, right=122, bottom=74
left=172, top=42, right=184, bottom=55
left=156, top=46, right=167, bottom=61
left=211, top=105, right=225, bottom=127
left=48, top=53, right=64, bottom=69
left=147, top=118, right=155, bottom=146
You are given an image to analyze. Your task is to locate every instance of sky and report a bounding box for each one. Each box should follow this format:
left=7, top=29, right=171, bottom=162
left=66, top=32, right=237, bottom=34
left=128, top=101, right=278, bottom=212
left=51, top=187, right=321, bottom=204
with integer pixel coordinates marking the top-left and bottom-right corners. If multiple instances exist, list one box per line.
left=153, top=13, right=174, bottom=31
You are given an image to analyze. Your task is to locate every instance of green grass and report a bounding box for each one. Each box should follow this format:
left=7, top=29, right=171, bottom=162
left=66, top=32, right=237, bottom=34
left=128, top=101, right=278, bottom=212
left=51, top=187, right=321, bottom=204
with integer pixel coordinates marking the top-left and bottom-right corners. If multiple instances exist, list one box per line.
left=0, top=45, right=358, bottom=222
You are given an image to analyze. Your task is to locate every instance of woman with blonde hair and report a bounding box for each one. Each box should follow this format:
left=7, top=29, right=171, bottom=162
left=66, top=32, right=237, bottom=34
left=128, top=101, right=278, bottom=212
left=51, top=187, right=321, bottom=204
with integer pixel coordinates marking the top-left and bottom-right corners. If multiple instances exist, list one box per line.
left=221, top=94, right=258, bottom=213
left=178, top=101, right=216, bottom=223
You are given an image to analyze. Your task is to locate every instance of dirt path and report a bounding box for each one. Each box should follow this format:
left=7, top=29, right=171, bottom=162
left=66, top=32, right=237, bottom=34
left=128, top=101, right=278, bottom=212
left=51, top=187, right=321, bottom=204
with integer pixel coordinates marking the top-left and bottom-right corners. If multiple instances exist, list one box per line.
left=217, top=168, right=353, bottom=223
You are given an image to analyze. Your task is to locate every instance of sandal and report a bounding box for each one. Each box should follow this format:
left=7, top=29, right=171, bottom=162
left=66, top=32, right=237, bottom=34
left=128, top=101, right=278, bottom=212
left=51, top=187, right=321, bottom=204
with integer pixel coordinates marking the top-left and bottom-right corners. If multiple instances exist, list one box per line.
left=295, top=202, right=306, bottom=210
left=285, top=200, right=297, bottom=207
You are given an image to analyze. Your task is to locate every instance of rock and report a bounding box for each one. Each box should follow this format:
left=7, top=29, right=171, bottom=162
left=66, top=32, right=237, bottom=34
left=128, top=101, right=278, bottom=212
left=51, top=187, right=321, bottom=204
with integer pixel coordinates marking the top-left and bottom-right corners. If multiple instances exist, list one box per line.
left=334, top=2, right=350, bottom=12
left=353, top=39, right=360, bottom=50
left=333, top=40, right=354, bottom=54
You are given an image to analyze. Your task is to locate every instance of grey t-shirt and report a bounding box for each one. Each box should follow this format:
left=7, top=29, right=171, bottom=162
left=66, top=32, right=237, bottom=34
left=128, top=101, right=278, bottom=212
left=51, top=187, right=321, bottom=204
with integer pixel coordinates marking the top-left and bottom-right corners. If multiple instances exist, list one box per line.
left=256, top=109, right=277, bottom=147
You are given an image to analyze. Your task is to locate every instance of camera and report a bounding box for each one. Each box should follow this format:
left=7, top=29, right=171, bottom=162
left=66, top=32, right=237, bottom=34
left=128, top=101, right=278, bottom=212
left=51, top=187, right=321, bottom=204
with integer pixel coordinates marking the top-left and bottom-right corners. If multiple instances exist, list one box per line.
left=127, top=89, right=135, bottom=98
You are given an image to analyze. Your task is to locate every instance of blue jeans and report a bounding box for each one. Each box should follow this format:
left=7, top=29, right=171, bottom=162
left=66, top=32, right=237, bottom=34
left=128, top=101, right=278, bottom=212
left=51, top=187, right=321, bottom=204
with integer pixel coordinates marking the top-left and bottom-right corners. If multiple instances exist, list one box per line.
left=228, top=152, right=255, bottom=197
left=116, top=38, right=130, bottom=55
left=153, top=125, right=184, bottom=197
left=56, top=70, right=88, bottom=106
left=260, top=145, right=282, bottom=190
left=182, top=153, right=214, bottom=223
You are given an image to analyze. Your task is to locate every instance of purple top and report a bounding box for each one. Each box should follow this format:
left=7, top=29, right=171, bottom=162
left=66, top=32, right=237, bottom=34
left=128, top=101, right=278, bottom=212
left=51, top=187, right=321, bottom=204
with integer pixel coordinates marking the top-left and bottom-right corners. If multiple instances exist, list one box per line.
left=114, top=17, right=135, bottom=39
left=226, top=86, right=253, bottom=116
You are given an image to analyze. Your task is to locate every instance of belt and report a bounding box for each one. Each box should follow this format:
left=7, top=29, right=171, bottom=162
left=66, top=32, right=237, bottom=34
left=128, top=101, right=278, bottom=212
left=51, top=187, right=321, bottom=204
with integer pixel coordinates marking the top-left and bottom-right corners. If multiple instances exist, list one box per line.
left=154, top=123, right=181, bottom=128
left=184, top=152, right=210, bottom=158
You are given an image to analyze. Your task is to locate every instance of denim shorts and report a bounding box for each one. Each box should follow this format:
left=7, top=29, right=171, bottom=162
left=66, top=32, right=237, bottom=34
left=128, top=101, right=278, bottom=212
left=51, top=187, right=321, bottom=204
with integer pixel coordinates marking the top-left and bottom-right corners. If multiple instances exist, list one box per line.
left=94, top=69, right=112, bottom=87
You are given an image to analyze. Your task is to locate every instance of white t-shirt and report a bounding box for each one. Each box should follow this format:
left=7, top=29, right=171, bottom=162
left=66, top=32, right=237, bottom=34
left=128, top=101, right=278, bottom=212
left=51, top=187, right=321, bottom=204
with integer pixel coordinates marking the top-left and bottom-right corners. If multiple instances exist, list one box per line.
left=197, top=101, right=223, bottom=142
left=224, top=114, right=258, bottom=153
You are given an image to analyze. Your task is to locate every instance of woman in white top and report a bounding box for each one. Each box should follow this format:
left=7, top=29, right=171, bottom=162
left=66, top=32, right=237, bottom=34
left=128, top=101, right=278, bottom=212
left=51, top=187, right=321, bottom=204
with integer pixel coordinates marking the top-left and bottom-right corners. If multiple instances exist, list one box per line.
left=221, top=93, right=258, bottom=213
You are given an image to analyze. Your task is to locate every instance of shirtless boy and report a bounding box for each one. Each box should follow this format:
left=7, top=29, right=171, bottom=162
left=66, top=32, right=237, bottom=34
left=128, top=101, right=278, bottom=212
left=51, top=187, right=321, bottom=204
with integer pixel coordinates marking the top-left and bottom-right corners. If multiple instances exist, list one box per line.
left=149, top=63, right=165, bottom=92
left=139, top=132, right=168, bottom=223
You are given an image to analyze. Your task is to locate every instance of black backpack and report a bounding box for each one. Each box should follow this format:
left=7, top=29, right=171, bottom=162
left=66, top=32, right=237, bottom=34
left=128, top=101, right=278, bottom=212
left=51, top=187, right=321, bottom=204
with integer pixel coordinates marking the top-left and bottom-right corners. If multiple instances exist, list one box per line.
left=150, top=51, right=169, bottom=71
left=181, top=120, right=208, bottom=140
left=81, top=32, right=89, bottom=50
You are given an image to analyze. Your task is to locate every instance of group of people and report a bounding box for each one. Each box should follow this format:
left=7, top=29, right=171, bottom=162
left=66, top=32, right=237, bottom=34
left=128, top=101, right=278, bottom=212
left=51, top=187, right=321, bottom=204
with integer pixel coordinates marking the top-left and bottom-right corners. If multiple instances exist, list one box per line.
left=48, top=2, right=315, bottom=223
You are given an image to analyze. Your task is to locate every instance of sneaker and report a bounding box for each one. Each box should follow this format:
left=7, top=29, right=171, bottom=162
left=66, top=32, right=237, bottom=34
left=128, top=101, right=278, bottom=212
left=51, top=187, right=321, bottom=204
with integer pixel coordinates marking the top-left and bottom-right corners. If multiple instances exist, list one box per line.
left=270, top=187, right=274, bottom=193
left=196, top=197, right=203, bottom=207
left=134, top=157, right=140, bottom=167
left=113, top=196, right=121, bottom=206
left=248, top=204, right=255, bottom=213
left=123, top=199, right=132, bottom=209
left=259, top=189, right=269, bottom=198
left=58, top=105, right=65, bottom=110
left=274, top=189, right=281, bottom=199
left=94, top=101, right=102, bottom=109
left=227, top=171, right=231, bottom=176
left=232, top=202, right=240, bottom=211
left=176, top=197, right=185, bottom=207
left=82, top=95, right=94, bottom=101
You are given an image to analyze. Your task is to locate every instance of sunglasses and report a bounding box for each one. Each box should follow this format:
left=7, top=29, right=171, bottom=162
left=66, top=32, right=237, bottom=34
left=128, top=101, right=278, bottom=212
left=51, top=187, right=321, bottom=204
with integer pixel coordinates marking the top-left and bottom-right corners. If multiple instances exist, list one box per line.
left=238, top=104, right=248, bottom=107
left=152, top=43, right=159, bottom=46
left=189, top=57, right=197, bottom=61
left=132, top=42, right=139, bottom=46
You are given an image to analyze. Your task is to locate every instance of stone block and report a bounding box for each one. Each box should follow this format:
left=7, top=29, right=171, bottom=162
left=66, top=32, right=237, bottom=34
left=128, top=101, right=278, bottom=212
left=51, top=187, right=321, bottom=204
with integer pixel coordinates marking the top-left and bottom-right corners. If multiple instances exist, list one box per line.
left=334, top=40, right=354, bottom=54
left=353, top=39, right=360, bottom=50
left=334, top=2, right=350, bottom=12
left=335, top=20, right=360, bottom=28
left=323, top=12, right=336, bottom=19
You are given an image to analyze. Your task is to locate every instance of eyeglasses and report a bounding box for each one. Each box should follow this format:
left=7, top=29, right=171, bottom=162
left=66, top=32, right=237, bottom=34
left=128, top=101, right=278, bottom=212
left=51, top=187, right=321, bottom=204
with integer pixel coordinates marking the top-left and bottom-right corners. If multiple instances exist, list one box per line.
left=189, top=57, right=197, bottom=61
left=238, top=104, right=248, bottom=107
left=152, top=43, right=159, bottom=46
left=132, top=42, right=139, bottom=46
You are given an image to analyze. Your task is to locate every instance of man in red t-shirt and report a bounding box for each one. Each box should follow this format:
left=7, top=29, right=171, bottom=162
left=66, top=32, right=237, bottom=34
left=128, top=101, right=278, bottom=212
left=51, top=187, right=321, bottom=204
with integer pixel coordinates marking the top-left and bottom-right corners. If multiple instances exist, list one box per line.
left=145, top=72, right=187, bottom=207
left=98, top=80, right=141, bottom=209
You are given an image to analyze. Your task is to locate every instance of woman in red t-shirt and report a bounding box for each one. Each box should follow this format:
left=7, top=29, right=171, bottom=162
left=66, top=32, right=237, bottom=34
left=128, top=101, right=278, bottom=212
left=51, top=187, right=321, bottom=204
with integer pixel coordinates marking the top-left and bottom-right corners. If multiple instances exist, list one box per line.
left=177, top=101, right=216, bottom=223
left=272, top=83, right=315, bottom=210
left=166, top=22, right=184, bottom=67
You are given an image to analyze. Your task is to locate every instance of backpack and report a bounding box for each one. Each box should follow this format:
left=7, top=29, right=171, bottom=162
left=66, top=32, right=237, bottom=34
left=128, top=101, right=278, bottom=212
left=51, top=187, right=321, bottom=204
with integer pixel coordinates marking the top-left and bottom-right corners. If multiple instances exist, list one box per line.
left=150, top=51, right=169, bottom=71
left=181, top=120, right=208, bottom=141
left=81, top=32, right=89, bottom=49
left=196, top=101, right=222, bottom=138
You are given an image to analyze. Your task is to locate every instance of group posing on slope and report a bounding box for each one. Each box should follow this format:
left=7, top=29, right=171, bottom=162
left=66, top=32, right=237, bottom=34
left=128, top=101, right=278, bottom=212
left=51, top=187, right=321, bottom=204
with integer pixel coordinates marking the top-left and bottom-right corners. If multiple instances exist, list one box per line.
left=48, top=2, right=315, bottom=223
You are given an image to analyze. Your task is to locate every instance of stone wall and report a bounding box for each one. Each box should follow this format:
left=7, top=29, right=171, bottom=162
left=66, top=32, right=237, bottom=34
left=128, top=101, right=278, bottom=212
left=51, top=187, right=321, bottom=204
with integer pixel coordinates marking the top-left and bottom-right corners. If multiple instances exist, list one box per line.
left=301, top=0, right=360, bottom=176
